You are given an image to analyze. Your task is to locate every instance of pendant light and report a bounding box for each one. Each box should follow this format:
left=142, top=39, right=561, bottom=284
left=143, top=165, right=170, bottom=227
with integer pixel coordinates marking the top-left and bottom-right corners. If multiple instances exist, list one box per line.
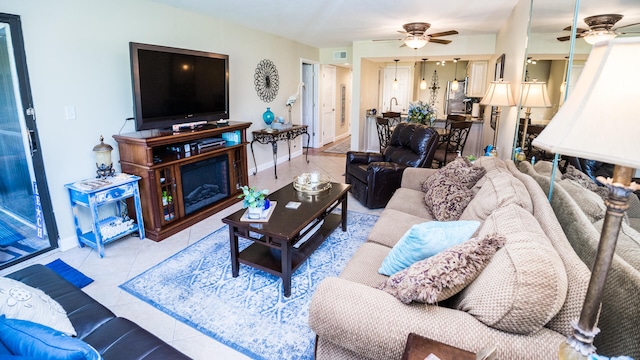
left=420, top=58, right=427, bottom=90
left=451, top=58, right=460, bottom=91
left=392, top=59, right=399, bottom=89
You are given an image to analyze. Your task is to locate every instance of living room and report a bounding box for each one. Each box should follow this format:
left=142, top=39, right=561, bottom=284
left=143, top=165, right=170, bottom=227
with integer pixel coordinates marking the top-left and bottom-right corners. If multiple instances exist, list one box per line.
left=1, top=0, right=640, bottom=359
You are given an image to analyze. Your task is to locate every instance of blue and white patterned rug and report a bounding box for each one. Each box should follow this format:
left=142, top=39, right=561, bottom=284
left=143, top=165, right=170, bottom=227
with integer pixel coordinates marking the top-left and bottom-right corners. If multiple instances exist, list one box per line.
left=120, top=210, right=378, bottom=360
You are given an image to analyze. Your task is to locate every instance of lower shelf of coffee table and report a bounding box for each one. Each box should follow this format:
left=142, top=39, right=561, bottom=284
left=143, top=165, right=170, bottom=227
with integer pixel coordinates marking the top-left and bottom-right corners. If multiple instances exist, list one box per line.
left=237, top=213, right=342, bottom=277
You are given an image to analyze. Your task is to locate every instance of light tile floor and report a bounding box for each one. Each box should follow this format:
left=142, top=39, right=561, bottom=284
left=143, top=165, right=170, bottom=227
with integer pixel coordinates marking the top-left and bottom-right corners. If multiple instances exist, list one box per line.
left=0, top=146, right=383, bottom=359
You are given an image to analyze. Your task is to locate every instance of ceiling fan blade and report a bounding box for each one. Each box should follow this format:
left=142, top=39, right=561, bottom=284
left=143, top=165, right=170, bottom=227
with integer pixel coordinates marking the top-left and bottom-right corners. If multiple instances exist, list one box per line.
left=429, top=38, right=452, bottom=45
left=562, top=26, right=589, bottom=33
left=397, top=30, right=408, bottom=35
left=557, top=36, right=571, bottom=42
left=428, top=30, right=459, bottom=38
left=616, top=22, right=640, bottom=30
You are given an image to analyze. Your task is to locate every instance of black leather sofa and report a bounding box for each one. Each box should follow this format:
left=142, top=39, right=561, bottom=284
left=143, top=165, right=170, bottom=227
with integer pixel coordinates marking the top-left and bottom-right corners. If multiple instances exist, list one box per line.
left=345, top=122, right=439, bottom=209
left=5, top=264, right=191, bottom=360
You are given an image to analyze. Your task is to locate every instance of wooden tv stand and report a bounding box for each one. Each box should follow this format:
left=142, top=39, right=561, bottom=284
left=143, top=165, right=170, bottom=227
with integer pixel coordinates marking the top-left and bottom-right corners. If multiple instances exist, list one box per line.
left=113, top=121, right=251, bottom=241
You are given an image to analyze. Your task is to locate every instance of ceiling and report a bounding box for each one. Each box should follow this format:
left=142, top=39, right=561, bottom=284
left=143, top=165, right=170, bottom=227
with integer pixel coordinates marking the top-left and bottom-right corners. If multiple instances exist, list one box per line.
left=154, top=0, right=640, bottom=49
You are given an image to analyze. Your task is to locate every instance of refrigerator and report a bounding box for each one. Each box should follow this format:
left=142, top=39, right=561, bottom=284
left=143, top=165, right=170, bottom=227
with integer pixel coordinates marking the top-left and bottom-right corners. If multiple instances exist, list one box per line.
left=444, top=79, right=468, bottom=116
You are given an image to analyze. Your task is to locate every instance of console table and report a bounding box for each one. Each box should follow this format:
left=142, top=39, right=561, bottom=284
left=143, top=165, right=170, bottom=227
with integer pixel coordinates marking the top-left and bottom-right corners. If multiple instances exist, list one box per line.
left=250, top=125, right=310, bottom=179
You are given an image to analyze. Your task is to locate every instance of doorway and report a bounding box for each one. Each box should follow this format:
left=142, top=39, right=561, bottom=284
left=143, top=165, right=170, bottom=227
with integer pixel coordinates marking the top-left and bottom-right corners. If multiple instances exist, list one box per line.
left=321, top=65, right=336, bottom=145
left=0, top=13, right=58, bottom=269
left=301, top=61, right=320, bottom=148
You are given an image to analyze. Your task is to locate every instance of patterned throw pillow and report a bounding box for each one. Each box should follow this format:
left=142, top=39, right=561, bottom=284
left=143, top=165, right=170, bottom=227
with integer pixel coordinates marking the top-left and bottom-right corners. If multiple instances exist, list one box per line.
left=0, top=277, right=76, bottom=336
left=424, top=176, right=474, bottom=221
left=378, top=234, right=506, bottom=304
left=422, top=157, right=486, bottom=191
left=562, top=164, right=609, bottom=199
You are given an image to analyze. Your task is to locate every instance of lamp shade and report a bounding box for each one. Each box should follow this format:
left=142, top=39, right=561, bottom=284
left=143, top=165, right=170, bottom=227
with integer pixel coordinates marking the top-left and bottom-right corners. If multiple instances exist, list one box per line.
left=532, top=37, right=640, bottom=169
left=521, top=81, right=552, bottom=108
left=480, top=80, right=516, bottom=106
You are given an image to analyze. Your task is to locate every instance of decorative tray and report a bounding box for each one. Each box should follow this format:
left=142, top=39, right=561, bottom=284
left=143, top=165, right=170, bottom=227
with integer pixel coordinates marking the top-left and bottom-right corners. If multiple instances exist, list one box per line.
left=293, top=175, right=332, bottom=194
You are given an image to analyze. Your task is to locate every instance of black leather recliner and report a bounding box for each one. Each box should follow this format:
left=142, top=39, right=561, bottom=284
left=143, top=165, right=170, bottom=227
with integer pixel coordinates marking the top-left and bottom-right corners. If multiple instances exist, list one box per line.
left=345, top=123, right=439, bottom=209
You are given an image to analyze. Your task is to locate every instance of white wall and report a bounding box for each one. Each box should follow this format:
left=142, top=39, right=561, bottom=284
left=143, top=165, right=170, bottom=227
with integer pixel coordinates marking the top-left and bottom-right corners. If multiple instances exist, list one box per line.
left=489, top=0, right=531, bottom=159
left=0, top=0, right=319, bottom=249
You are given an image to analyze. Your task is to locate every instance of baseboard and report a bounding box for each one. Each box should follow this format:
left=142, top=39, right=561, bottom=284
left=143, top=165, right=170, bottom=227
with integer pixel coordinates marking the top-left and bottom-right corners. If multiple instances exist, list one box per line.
left=58, top=236, right=78, bottom=252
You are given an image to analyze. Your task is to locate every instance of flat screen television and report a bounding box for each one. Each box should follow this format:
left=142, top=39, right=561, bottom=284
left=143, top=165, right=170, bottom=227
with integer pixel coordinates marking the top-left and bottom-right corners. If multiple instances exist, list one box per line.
left=129, top=42, right=229, bottom=131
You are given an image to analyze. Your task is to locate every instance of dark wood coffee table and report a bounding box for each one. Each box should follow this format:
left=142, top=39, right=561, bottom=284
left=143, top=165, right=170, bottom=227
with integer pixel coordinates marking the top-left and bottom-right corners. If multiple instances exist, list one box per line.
left=222, top=182, right=350, bottom=297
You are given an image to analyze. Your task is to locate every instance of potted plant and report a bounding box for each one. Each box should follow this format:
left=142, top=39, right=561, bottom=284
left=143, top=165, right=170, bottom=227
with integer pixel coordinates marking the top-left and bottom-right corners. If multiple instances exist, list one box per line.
left=238, top=186, right=270, bottom=219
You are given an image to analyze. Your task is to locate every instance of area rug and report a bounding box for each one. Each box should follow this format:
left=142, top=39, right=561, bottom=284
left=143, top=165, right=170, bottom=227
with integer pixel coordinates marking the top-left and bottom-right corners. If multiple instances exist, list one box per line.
left=120, top=210, right=378, bottom=360
left=0, top=219, right=25, bottom=246
left=0, top=242, right=37, bottom=263
left=322, top=137, right=351, bottom=154
left=45, top=259, right=94, bottom=288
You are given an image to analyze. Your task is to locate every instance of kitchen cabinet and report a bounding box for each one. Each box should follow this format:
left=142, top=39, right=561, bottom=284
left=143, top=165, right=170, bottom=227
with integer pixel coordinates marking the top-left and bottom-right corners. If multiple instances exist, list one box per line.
left=466, top=61, right=488, bottom=98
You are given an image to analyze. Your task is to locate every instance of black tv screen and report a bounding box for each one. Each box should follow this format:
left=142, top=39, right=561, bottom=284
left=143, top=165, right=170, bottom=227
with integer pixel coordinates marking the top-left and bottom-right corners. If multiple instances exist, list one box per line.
left=129, top=42, right=229, bottom=131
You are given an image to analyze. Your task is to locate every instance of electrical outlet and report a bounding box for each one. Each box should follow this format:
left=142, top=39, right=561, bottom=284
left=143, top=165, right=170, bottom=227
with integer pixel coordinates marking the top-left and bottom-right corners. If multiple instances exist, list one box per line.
left=65, top=106, right=76, bottom=120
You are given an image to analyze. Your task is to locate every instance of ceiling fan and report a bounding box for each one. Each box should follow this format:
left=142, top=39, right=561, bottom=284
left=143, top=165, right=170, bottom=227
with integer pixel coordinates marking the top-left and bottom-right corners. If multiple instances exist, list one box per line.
left=374, top=22, right=458, bottom=49
left=557, top=14, right=640, bottom=44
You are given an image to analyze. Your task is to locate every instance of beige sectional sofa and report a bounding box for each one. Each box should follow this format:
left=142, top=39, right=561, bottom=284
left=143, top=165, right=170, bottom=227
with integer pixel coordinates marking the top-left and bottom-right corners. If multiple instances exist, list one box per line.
left=309, top=157, right=591, bottom=359
left=519, top=160, right=640, bottom=358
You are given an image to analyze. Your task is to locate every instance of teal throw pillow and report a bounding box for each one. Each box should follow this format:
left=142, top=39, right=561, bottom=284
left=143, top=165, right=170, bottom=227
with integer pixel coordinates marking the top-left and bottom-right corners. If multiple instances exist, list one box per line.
left=0, top=316, right=101, bottom=360
left=378, top=220, right=480, bottom=276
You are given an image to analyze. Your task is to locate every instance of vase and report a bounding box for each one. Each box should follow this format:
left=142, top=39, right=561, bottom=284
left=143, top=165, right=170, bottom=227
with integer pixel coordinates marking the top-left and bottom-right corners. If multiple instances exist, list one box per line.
left=247, top=206, right=262, bottom=219
left=263, top=107, right=274, bottom=128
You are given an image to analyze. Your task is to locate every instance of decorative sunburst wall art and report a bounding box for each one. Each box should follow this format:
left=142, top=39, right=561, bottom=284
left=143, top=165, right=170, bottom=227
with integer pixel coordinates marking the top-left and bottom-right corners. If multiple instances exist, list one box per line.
left=254, top=59, right=279, bottom=102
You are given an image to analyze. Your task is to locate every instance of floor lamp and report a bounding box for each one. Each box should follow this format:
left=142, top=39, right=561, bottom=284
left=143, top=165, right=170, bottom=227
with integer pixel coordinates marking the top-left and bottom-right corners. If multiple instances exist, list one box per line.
left=519, top=80, right=552, bottom=149
left=532, top=37, right=640, bottom=359
left=480, top=80, right=515, bottom=150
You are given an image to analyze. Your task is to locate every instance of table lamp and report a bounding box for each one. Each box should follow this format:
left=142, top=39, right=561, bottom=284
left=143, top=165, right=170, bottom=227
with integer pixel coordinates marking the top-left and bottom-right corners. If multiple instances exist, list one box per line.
left=532, top=37, right=640, bottom=359
left=92, top=135, right=115, bottom=178
left=480, top=79, right=516, bottom=148
left=519, top=80, right=552, bottom=149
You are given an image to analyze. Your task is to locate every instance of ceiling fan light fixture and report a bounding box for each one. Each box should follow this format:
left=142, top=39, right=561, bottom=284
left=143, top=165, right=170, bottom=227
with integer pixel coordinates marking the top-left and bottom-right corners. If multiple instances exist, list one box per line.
left=404, top=35, right=428, bottom=49
left=584, top=30, right=618, bottom=45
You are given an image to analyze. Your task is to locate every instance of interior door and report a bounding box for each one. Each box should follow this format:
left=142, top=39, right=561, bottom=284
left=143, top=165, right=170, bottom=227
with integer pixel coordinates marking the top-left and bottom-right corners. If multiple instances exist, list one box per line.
left=302, top=62, right=319, bottom=148
left=0, top=13, right=58, bottom=269
left=321, top=65, right=336, bottom=145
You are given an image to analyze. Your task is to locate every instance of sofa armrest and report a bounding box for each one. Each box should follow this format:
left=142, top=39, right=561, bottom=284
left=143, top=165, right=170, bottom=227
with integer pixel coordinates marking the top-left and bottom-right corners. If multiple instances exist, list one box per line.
left=400, top=167, right=438, bottom=191
left=346, top=151, right=384, bottom=165
left=309, top=277, right=565, bottom=360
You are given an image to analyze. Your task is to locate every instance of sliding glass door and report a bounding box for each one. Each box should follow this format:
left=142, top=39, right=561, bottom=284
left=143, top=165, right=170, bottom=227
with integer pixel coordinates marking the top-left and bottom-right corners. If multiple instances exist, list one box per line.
left=0, top=13, right=58, bottom=269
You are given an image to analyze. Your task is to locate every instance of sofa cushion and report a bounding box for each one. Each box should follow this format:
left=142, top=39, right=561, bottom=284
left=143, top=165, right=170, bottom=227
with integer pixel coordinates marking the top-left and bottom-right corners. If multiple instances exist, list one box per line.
left=421, top=157, right=486, bottom=191
left=593, top=219, right=640, bottom=272
left=456, top=204, right=568, bottom=335
left=367, top=208, right=430, bottom=248
left=424, top=177, right=474, bottom=221
left=378, top=234, right=505, bottom=304
left=385, top=188, right=433, bottom=220
left=0, top=277, right=76, bottom=336
left=533, top=161, right=561, bottom=180
left=459, top=171, right=533, bottom=221
left=558, top=178, right=606, bottom=223
left=0, top=316, right=101, bottom=360
left=378, top=220, right=480, bottom=276
left=340, top=242, right=391, bottom=288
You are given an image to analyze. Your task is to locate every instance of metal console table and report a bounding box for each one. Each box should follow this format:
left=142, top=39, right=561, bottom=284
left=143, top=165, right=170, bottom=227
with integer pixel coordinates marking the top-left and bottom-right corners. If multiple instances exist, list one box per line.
left=250, top=125, right=310, bottom=179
